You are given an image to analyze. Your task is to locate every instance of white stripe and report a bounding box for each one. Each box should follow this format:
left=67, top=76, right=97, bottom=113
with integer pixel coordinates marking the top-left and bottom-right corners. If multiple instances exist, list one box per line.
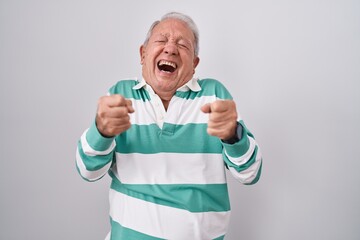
left=109, top=189, right=230, bottom=239
left=225, top=136, right=257, bottom=166
left=129, top=95, right=218, bottom=126
left=80, top=129, right=116, bottom=156
left=166, top=95, right=216, bottom=125
left=129, top=98, right=158, bottom=125
left=114, top=152, right=226, bottom=184
left=228, top=148, right=262, bottom=184
left=76, top=147, right=112, bottom=181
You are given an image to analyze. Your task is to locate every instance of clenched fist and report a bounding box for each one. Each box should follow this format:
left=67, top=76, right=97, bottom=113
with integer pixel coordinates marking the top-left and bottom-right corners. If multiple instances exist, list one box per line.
left=201, top=100, right=238, bottom=141
left=96, top=94, right=135, bottom=137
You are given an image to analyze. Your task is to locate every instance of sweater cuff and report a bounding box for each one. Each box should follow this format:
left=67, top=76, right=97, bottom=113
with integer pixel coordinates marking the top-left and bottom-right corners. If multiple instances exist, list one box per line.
left=86, top=120, right=115, bottom=151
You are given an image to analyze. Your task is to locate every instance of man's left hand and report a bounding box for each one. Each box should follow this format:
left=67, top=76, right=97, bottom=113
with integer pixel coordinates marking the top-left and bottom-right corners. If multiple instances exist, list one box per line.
left=201, top=100, right=238, bottom=141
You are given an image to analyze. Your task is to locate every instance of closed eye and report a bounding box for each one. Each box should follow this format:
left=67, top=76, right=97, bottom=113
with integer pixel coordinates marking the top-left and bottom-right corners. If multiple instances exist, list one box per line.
left=177, top=40, right=191, bottom=50
left=178, top=43, right=188, bottom=49
left=154, top=35, right=168, bottom=44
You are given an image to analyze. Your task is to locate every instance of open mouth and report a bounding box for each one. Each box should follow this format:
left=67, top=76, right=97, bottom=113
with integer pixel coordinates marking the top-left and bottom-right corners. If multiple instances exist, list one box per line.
left=157, top=60, right=177, bottom=73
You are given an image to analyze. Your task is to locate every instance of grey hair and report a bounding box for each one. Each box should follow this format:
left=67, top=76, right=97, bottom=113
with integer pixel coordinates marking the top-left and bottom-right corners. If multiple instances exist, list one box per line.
left=143, top=12, right=200, bottom=56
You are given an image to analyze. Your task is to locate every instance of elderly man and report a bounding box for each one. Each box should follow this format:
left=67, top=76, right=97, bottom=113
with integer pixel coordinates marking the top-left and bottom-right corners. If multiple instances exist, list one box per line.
left=76, top=12, right=262, bottom=240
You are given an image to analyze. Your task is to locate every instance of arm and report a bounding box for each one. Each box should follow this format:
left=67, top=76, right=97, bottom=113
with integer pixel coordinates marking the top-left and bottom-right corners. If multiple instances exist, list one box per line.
left=76, top=94, right=134, bottom=181
left=76, top=122, right=116, bottom=181
left=201, top=100, right=262, bottom=185
left=221, top=121, right=262, bottom=185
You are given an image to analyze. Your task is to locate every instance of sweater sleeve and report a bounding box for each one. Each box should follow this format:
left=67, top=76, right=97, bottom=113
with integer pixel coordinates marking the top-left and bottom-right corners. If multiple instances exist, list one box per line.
left=76, top=120, right=116, bottom=182
left=222, top=120, right=262, bottom=185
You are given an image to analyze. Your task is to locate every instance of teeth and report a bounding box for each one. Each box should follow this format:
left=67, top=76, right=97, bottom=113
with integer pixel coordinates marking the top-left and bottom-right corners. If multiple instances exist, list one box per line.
left=159, top=60, right=177, bottom=69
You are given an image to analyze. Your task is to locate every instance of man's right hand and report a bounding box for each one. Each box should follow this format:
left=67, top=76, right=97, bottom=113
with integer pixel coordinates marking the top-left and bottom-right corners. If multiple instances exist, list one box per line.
left=95, top=94, right=135, bottom=137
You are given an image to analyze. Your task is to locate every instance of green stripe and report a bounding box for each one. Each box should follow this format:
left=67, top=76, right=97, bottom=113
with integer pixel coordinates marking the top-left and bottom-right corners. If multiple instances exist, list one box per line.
left=77, top=141, right=113, bottom=171
left=198, top=78, right=232, bottom=99
left=109, top=79, right=151, bottom=101
left=86, top=121, right=115, bottom=152
left=115, top=123, right=223, bottom=154
left=110, top=217, right=164, bottom=240
left=109, top=171, right=230, bottom=212
left=222, top=126, right=250, bottom=158
left=214, top=235, right=225, bottom=240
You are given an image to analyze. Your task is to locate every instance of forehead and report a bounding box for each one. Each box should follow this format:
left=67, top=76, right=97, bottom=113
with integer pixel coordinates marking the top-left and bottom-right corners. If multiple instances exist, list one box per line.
left=151, top=19, right=195, bottom=40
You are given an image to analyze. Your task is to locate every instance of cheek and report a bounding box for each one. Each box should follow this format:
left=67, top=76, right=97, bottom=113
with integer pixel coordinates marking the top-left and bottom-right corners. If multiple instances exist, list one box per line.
left=180, top=53, right=196, bottom=68
left=183, top=59, right=195, bottom=72
left=143, top=56, right=155, bottom=68
left=145, top=51, right=160, bottom=66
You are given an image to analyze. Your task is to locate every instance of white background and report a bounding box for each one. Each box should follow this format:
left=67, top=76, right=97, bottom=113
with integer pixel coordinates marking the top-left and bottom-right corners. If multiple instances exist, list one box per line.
left=1, top=0, right=359, bottom=239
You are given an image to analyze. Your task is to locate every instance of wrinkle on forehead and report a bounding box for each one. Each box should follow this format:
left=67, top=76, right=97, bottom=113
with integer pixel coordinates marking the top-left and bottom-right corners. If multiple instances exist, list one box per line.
left=152, top=19, right=195, bottom=44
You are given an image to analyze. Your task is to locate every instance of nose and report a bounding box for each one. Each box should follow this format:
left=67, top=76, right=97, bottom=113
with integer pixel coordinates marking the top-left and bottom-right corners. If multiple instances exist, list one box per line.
left=163, top=42, right=178, bottom=55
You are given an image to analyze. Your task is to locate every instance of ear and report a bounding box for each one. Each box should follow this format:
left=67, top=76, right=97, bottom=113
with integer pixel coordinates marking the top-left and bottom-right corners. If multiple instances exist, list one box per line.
left=193, top=56, right=200, bottom=69
left=140, top=45, right=145, bottom=64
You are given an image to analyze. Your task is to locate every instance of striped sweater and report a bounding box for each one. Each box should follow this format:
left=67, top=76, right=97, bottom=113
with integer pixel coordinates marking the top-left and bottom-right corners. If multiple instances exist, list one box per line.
left=76, top=78, right=262, bottom=240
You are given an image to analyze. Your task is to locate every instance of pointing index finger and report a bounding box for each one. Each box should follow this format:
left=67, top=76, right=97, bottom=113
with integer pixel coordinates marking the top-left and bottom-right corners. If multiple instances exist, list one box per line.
left=201, top=103, right=211, bottom=113
left=209, top=100, right=228, bottom=113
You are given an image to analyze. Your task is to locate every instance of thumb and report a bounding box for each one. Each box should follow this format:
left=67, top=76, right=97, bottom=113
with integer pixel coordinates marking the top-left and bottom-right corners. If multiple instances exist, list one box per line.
left=201, top=103, right=212, bottom=113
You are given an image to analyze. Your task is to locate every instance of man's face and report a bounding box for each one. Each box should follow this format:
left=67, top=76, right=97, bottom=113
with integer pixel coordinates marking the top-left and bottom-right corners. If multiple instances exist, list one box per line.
left=140, top=19, right=200, bottom=99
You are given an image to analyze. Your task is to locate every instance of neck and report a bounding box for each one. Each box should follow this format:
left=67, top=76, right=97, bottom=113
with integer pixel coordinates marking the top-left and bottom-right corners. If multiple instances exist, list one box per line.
left=154, top=90, right=175, bottom=111
left=161, top=98, right=170, bottom=110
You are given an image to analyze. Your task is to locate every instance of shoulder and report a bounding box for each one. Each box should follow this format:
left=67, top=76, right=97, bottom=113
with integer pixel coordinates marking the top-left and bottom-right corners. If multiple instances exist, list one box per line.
left=198, top=78, right=221, bottom=86
left=198, top=78, right=233, bottom=100
left=112, top=78, right=138, bottom=89
left=108, top=78, right=139, bottom=97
